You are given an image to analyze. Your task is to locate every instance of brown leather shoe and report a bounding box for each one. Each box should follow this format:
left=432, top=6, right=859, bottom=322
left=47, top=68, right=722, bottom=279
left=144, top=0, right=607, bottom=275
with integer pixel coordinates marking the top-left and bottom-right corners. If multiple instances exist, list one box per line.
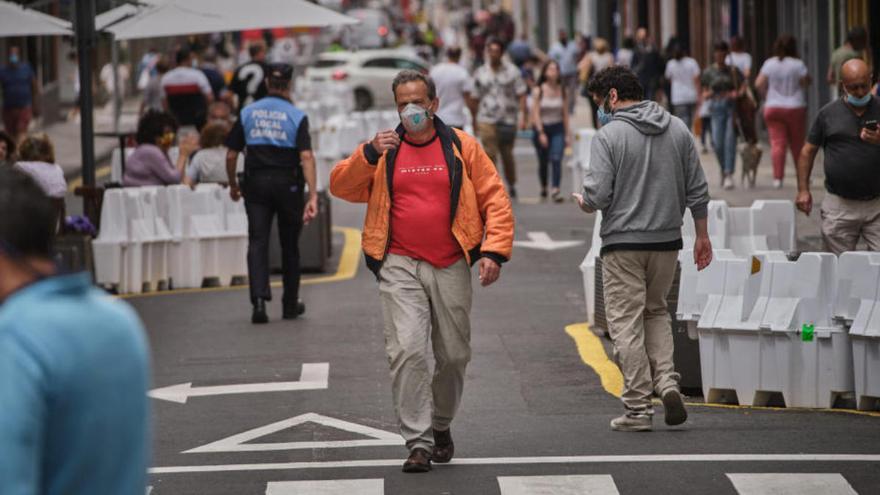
left=432, top=428, right=454, bottom=463
left=402, top=448, right=432, bottom=473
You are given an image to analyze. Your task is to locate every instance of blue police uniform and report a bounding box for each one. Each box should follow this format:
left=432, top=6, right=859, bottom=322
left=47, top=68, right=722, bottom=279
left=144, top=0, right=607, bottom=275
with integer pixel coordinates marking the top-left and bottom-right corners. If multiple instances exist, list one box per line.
left=226, top=93, right=311, bottom=315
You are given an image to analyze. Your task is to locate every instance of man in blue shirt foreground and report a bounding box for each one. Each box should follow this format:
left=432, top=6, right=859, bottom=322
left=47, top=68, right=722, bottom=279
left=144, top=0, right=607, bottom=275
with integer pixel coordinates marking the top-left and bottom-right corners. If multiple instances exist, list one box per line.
left=0, top=167, right=151, bottom=495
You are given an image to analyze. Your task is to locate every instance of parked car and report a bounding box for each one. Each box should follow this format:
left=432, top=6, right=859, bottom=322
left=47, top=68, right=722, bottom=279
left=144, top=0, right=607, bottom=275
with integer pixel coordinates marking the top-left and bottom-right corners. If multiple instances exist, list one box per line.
left=303, top=49, right=429, bottom=110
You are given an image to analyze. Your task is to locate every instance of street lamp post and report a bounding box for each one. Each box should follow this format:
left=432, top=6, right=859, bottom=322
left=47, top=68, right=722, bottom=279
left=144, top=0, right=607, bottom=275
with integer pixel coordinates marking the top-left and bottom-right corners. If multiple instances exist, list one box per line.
left=74, top=0, right=97, bottom=219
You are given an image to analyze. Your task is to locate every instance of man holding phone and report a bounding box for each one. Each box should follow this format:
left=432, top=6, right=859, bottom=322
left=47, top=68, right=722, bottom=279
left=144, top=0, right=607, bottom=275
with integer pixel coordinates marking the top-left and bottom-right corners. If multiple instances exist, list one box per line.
left=797, top=59, right=880, bottom=254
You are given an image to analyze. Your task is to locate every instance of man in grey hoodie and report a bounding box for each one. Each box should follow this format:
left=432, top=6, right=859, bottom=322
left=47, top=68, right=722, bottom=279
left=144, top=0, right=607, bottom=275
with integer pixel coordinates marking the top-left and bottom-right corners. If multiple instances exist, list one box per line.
left=574, top=66, right=713, bottom=432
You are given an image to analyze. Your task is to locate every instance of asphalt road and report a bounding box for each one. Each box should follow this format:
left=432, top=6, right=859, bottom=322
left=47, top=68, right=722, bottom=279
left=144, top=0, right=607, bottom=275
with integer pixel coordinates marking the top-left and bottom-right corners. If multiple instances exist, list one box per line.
left=132, top=144, right=880, bottom=495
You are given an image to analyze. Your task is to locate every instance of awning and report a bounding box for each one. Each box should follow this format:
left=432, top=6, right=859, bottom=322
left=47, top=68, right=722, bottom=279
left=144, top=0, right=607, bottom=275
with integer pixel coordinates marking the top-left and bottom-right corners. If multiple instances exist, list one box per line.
left=106, top=0, right=358, bottom=41
left=0, top=0, right=71, bottom=37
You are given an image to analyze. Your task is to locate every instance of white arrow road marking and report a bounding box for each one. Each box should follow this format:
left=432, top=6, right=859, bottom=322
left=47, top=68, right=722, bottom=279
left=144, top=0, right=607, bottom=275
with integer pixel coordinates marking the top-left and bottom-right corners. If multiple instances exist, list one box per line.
left=266, top=479, right=383, bottom=495
left=184, top=412, right=403, bottom=453
left=513, top=232, right=584, bottom=251
left=498, top=475, right=620, bottom=495
left=727, top=473, right=858, bottom=495
left=148, top=363, right=329, bottom=404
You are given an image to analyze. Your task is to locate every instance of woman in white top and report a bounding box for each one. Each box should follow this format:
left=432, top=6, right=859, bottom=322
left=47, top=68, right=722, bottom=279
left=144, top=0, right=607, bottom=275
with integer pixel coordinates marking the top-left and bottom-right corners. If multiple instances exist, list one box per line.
left=14, top=134, right=67, bottom=199
left=756, top=34, right=811, bottom=188
left=664, top=43, right=701, bottom=130
left=578, top=37, right=615, bottom=129
left=184, top=120, right=242, bottom=185
left=531, top=60, right=570, bottom=202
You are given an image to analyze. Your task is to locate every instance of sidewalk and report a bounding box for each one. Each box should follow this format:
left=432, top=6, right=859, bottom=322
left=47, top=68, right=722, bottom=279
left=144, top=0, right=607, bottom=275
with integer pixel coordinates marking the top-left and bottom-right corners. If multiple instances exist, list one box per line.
left=568, top=98, right=826, bottom=252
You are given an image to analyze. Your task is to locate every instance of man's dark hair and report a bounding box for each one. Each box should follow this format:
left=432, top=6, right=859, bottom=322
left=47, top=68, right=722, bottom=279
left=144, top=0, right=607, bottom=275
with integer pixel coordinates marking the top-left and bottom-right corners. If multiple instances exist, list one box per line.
left=175, top=47, right=191, bottom=66
left=136, top=110, right=178, bottom=145
left=713, top=40, right=730, bottom=53
left=446, top=47, right=462, bottom=61
left=621, top=37, right=635, bottom=50
left=392, top=70, right=436, bottom=101
left=249, top=41, right=267, bottom=58
left=586, top=65, right=644, bottom=101
left=0, top=167, right=55, bottom=257
left=847, top=26, right=868, bottom=48
left=486, top=37, right=506, bottom=52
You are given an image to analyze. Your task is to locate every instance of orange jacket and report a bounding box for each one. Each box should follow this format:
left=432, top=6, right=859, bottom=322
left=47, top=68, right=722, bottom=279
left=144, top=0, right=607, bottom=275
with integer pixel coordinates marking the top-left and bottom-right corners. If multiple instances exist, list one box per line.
left=330, top=121, right=514, bottom=276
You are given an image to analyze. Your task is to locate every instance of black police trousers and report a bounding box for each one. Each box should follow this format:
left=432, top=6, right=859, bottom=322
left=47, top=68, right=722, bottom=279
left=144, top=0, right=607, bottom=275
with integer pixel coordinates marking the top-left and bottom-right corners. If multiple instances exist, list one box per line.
left=243, top=171, right=304, bottom=307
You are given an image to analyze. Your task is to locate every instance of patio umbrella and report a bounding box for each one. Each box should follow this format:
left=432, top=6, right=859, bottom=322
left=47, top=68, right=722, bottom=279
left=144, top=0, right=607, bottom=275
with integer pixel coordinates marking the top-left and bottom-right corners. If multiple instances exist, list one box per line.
left=0, top=0, right=71, bottom=37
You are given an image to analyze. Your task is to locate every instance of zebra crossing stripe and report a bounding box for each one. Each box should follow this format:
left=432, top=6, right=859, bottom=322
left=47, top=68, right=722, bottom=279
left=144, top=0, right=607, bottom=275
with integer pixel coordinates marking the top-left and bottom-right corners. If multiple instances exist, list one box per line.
left=726, top=473, right=859, bottom=495
left=497, top=475, right=620, bottom=494
left=265, top=479, right=383, bottom=495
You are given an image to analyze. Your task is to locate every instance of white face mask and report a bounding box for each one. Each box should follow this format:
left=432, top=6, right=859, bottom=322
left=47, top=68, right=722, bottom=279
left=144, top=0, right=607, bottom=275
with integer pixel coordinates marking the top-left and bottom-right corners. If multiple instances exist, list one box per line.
left=399, top=103, right=432, bottom=134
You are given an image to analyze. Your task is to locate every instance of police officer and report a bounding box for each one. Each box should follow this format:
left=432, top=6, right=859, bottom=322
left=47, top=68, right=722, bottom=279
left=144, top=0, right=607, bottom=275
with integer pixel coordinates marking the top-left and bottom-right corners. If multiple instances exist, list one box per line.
left=225, top=63, right=318, bottom=324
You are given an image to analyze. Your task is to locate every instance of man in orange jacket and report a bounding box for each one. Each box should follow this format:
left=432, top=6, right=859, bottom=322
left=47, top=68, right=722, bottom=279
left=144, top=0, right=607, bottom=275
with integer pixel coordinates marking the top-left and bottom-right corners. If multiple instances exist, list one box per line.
left=331, top=70, right=514, bottom=473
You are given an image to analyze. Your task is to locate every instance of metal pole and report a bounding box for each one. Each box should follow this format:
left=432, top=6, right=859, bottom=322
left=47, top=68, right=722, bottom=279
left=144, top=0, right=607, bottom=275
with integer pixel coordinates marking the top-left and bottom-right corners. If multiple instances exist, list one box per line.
left=75, top=0, right=97, bottom=214
left=110, top=0, right=121, bottom=133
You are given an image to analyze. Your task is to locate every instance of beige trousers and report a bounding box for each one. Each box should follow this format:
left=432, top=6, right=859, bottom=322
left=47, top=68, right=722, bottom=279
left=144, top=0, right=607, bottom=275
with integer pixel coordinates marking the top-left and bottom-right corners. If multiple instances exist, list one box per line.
left=602, top=250, right=680, bottom=414
left=820, top=193, right=880, bottom=255
left=378, top=254, right=472, bottom=452
left=478, top=122, right=517, bottom=187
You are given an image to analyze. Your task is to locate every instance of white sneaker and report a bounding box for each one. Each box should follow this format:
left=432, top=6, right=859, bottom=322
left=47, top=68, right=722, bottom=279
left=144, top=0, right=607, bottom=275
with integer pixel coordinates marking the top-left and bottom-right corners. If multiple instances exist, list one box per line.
left=722, top=176, right=734, bottom=190
left=610, top=413, right=653, bottom=432
left=773, top=179, right=783, bottom=189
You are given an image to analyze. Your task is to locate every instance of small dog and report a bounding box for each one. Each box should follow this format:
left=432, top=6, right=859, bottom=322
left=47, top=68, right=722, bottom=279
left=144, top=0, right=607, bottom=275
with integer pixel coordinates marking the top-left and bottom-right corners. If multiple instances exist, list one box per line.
left=739, top=143, right=762, bottom=188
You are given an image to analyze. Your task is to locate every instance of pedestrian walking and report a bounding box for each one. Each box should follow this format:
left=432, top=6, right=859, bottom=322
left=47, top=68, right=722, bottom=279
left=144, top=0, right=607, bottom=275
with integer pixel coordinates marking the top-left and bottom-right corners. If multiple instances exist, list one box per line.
left=797, top=59, right=880, bottom=254
left=140, top=55, right=169, bottom=115
left=578, top=37, right=614, bottom=128
left=725, top=36, right=753, bottom=79
left=576, top=65, right=712, bottom=432
left=468, top=38, right=528, bottom=199
left=0, top=46, right=39, bottom=144
left=726, top=36, right=760, bottom=165
left=507, top=32, right=533, bottom=68
left=0, top=167, right=151, bottom=495
left=616, top=37, right=635, bottom=68
left=430, top=47, right=471, bottom=130
left=548, top=30, right=581, bottom=114
left=531, top=60, right=570, bottom=201
left=828, top=27, right=867, bottom=100
left=664, top=43, right=701, bottom=130
left=330, top=69, right=514, bottom=472
left=161, top=48, right=214, bottom=130
left=701, top=41, right=745, bottom=189
left=231, top=41, right=270, bottom=112
left=632, top=28, right=664, bottom=102
left=226, top=64, right=318, bottom=324
left=756, top=34, right=810, bottom=189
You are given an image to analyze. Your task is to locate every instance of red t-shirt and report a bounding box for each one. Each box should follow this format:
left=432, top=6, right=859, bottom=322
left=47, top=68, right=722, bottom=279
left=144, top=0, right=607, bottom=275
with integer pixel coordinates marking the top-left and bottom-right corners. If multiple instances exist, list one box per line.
left=389, top=135, right=463, bottom=268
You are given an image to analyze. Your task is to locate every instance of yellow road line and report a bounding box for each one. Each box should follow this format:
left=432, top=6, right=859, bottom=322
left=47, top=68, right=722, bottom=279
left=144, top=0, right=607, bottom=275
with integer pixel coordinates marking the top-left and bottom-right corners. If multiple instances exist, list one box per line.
left=119, top=227, right=361, bottom=300
left=565, top=323, right=623, bottom=397
left=67, top=165, right=112, bottom=192
left=565, top=322, right=880, bottom=418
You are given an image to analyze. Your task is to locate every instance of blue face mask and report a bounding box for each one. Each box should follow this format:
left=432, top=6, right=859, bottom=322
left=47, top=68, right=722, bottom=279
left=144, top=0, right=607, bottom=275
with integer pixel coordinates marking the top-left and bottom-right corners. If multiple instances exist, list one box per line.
left=596, top=95, right=613, bottom=125
left=846, top=92, right=872, bottom=107
left=9, top=54, right=19, bottom=65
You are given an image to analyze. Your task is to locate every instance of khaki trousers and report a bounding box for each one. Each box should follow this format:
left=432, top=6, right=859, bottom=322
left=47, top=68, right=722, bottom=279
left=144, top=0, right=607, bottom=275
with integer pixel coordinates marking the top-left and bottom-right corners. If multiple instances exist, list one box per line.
left=820, top=193, right=880, bottom=255
left=602, top=250, right=680, bottom=414
left=378, top=254, right=472, bottom=452
left=478, top=122, right=517, bottom=187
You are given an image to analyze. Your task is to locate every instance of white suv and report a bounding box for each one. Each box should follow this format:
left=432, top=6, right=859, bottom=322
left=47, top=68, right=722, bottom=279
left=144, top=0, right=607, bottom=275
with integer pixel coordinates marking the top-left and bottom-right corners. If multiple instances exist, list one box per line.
left=303, top=49, right=429, bottom=111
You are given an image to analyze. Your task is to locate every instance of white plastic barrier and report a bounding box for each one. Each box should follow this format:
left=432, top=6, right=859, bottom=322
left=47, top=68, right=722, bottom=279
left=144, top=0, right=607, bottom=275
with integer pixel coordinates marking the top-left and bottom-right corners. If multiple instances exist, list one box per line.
left=696, top=252, right=853, bottom=408
left=569, top=128, right=596, bottom=195
left=92, top=187, right=172, bottom=294
left=835, top=252, right=880, bottom=410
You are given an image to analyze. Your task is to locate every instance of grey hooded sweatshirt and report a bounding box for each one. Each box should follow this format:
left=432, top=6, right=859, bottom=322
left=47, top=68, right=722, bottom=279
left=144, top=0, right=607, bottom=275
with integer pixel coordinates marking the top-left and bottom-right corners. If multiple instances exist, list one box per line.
left=583, top=100, right=709, bottom=251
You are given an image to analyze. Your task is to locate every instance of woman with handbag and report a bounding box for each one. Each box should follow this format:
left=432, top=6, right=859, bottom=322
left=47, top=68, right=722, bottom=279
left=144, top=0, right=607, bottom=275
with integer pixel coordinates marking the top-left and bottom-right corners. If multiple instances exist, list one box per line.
left=701, top=41, right=746, bottom=190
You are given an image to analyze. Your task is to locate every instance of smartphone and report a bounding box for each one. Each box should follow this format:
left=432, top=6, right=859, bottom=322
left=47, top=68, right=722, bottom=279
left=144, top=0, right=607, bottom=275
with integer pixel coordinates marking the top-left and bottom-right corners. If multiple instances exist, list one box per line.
left=864, top=119, right=879, bottom=131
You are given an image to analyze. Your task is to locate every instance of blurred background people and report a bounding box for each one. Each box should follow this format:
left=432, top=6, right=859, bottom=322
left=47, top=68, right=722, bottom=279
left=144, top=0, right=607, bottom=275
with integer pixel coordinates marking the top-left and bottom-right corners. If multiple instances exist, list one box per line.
left=13, top=134, right=66, bottom=199
left=531, top=60, right=570, bottom=202
left=161, top=48, right=214, bottom=130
